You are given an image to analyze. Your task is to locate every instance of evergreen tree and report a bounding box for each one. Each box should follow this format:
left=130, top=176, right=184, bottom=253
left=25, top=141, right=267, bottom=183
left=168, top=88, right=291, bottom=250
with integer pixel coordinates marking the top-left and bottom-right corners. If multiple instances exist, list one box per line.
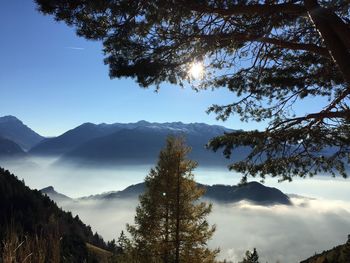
left=127, top=136, right=218, bottom=263
left=116, top=231, right=138, bottom=263
left=240, top=248, right=259, bottom=263
left=107, top=239, right=117, bottom=253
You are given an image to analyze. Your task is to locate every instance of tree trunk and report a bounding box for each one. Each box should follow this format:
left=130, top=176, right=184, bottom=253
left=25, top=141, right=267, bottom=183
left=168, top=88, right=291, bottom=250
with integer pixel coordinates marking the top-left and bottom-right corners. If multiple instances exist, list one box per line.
left=324, top=8, right=350, bottom=50
left=164, top=205, right=169, bottom=263
left=305, top=0, right=350, bottom=85
left=305, top=0, right=350, bottom=83
left=175, top=154, right=181, bottom=263
left=164, top=174, right=169, bottom=263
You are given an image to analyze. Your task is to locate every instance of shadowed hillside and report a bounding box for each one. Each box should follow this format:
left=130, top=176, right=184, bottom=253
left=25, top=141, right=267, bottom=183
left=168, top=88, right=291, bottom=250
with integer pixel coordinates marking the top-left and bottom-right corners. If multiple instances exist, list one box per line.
left=0, top=137, right=26, bottom=157
left=0, top=167, right=114, bottom=262
left=301, top=237, right=350, bottom=263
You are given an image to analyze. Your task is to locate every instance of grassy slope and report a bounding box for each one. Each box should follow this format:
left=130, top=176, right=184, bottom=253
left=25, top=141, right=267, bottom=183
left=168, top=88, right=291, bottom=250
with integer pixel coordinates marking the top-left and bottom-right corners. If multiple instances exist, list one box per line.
left=87, top=243, right=114, bottom=263
left=300, top=241, right=350, bottom=263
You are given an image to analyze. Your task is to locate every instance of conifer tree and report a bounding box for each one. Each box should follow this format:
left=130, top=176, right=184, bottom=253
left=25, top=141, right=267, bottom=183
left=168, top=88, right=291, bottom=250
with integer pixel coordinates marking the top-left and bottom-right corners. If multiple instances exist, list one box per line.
left=127, top=136, right=218, bottom=263
left=240, top=248, right=260, bottom=263
left=116, top=230, right=138, bottom=263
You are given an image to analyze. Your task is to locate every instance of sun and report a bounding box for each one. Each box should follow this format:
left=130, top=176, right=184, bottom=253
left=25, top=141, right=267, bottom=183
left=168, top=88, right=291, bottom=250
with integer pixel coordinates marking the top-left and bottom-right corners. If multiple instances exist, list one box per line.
left=189, top=62, right=204, bottom=79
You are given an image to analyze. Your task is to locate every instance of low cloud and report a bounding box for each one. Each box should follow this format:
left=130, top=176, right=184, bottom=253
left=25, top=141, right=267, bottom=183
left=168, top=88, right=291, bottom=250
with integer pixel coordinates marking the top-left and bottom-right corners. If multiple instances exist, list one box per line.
left=55, top=196, right=350, bottom=263
left=209, top=197, right=350, bottom=262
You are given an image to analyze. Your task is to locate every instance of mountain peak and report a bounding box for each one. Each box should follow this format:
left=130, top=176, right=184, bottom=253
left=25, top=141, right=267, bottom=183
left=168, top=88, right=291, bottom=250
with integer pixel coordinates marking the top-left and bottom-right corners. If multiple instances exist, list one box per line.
left=79, top=122, right=97, bottom=128
left=40, top=186, right=72, bottom=202
left=136, top=120, right=151, bottom=125
left=0, top=115, right=44, bottom=151
left=41, top=186, right=55, bottom=192
left=0, top=115, right=22, bottom=124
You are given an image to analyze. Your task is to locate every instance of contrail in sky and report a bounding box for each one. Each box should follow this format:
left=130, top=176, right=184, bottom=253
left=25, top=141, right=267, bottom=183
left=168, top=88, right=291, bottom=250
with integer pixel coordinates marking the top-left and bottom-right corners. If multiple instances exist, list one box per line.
left=65, top=46, right=85, bottom=50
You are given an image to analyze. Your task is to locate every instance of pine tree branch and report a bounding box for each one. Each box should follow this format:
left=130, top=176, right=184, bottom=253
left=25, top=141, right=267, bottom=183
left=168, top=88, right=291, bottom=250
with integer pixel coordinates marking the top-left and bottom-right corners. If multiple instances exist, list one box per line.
left=197, top=33, right=330, bottom=57
left=188, top=3, right=306, bottom=16
left=269, top=109, right=350, bottom=131
left=259, top=37, right=329, bottom=57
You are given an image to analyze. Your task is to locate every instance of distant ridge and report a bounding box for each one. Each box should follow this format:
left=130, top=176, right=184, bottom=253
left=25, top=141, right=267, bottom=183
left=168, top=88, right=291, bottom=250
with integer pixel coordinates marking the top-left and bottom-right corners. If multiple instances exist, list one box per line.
left=0, top=115, right=44, bottom=150
left=42, top=181, right=291, bottom=206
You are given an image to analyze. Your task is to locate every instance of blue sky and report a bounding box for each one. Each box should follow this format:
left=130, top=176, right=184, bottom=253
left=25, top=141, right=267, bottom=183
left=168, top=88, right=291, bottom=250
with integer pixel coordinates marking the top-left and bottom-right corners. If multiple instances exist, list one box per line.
left=0, top=0, right=323, bottom=137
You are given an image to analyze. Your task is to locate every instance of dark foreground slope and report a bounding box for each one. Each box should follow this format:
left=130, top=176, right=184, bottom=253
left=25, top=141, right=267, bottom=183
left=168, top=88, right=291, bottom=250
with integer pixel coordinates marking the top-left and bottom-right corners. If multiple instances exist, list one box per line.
left=301, top=238, right=350, bottom=263
left=0, top=167, right=111, bottom=262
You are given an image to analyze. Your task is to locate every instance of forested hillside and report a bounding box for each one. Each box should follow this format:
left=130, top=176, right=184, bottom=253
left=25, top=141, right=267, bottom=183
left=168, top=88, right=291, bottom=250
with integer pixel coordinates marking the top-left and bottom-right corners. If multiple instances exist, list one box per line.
left=301, top=238, right=350, bottom=263
left=0, top=167, right=115, bottom=262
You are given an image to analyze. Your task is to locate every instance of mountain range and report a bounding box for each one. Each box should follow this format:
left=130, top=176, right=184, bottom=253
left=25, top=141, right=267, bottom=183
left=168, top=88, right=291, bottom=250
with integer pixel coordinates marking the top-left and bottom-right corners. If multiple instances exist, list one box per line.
left=41, top=181, right=292, bottom=206
left=0, top=115, right=246, bottom=167
left=54, top=124, right=241, bottom=166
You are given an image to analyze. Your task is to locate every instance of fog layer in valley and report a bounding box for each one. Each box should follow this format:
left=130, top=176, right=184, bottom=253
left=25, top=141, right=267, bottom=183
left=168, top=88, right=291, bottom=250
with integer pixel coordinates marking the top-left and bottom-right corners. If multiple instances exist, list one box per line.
left=1, top=156, right=240, bottom=197
left=58, top=196, right=350, bottom=263
left=2, top=156, right=350, bottom=200
left=2, top=157, right=350, bottom=262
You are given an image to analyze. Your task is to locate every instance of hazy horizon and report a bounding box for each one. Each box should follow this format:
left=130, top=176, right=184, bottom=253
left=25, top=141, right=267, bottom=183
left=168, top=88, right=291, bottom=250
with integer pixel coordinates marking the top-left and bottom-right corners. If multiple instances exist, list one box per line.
left=2, top=156, right=350, bottom=201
